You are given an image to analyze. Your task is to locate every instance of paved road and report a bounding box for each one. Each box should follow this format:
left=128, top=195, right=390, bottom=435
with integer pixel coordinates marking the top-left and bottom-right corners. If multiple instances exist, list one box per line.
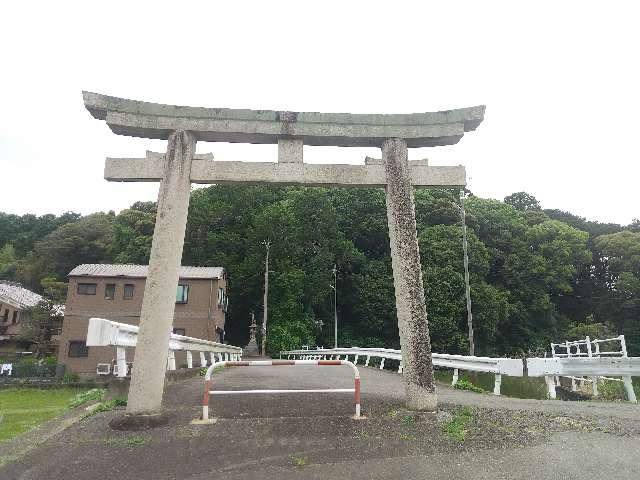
left=2, top=365, right=639, bottom=479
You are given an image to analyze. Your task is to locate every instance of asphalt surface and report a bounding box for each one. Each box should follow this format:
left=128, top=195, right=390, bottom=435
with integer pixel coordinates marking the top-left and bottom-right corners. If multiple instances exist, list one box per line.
left=2, top=364, right=639, bottom=479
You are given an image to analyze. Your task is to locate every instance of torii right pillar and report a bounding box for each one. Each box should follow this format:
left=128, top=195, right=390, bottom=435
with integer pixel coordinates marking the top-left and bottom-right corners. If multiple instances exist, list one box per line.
left=383, top=138, right=436, bottom=410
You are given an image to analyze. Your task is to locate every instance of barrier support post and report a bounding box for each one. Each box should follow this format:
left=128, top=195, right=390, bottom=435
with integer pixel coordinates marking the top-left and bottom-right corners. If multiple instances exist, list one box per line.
left=623, top=376, right=637, bottom=403
left=545, top=375, right=557, bottom=399
left=452, top=368, right=459, bottom=386
left=186, top=351, right=193, bottom=369
left=493, top=374, right=502, bottom=396
left=116, top=346, right=127, bottom=378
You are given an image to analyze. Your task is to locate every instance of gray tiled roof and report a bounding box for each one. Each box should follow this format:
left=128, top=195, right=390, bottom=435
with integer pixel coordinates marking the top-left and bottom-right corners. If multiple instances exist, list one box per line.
left=0, top=282, right=43, bottom=309
left=68, top=264, right=224, bottom=280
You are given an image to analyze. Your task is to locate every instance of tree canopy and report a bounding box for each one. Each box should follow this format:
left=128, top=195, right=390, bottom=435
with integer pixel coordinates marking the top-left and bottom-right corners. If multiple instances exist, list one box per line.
left=1, top=187, right=637, bottom=355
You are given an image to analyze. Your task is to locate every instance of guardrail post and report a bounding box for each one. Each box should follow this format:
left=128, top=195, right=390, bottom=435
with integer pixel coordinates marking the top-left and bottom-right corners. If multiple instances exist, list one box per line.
left=167, top=350, right=176, bottom=371
left=209, top=352, right=216, bottom=365
left=200, top=352, right=207, bottom=367
left=186, top=351, right=193, bottom=368
left=493, top=374, right=502, bottom=395
left=623, top=376, right=637, bottom=403
left=379, top=358, right=385, bottom=370
left=398, top=363, right=403, bottom=374
left=545, top=375, right=557, bottom=399
left=365, top=356, right=370, bottom=367
left=354, top=354, right=359, bottom=365
left=116, top=346, right=127, bottom=378
left=620, top=335, right=628, bottom=357
left=452, top=368, right=459, bottom=386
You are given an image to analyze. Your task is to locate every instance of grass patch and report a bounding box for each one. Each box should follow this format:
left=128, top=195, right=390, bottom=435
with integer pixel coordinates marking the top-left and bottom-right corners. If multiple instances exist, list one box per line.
left=82, top=397, right=127, bottom=419
left=453, top=379, right=484, bottom=393
left=0, top=388, right=90, bottom=442
left=200, top=364, right=224, bottom=376
left=69, top=388, right=105, bottom=408
left=443, top=406, right=474, bottom=442
left=107, top=435, right=149, bottom=447
left=291, top=454, right=309, bottom=469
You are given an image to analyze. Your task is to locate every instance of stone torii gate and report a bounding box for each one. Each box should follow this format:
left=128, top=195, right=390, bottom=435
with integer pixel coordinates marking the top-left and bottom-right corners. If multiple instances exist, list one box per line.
left=83, top=92, right=485, bottom=419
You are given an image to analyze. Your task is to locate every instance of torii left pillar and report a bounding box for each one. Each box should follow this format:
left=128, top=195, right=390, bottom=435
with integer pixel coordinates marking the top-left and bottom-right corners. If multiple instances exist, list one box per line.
left=126, top=130, right=195, bottom=416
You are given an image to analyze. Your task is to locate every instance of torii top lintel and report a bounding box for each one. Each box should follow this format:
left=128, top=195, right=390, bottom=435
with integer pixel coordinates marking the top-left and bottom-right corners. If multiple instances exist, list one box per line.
left=83, top=91, right=485, bottom=148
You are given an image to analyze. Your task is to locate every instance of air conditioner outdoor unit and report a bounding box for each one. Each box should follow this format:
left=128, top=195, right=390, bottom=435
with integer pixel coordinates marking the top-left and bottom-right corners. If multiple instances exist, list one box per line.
left=96, top=363, right=111, bottom=375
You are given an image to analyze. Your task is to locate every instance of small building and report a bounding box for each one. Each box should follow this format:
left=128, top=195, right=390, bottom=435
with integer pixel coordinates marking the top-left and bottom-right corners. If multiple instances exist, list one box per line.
left=0, top=281, right=45, bottom=349
left=57, top=264, right=228, bottom=376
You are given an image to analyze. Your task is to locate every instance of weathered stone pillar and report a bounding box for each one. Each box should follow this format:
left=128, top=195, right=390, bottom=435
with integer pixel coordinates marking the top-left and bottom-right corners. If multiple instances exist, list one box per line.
left=126, top=130, right=195, bottom=416
left=382, top=137, right=437, bottom=411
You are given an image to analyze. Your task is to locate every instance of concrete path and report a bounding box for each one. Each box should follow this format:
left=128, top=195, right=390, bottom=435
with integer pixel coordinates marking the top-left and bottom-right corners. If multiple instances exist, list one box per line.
left=2, top=365, right=639, bottom=479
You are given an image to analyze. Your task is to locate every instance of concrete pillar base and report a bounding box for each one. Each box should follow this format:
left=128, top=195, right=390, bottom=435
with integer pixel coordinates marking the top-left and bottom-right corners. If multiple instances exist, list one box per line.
left=109, top=412, right=173, bottom=431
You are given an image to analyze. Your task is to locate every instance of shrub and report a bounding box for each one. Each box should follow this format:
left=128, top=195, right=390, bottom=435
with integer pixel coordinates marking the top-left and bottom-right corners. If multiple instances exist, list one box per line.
left=61, top=372, right=80, bottom=384
left=453, top=379, right=483, bottom=393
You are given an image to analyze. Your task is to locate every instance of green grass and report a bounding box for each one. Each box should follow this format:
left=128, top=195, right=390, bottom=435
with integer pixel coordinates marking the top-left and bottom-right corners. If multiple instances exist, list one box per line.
left=106, top=435, right=149, bottom=447
left=0, top=388, right=91, bottom=442
left=291, top=454, right=309, bottom=469
left=81, top=397, right=127, bottom=419
left=443, top=406, right=474, bottom=441
left=435, top=369, right=548, bottom=400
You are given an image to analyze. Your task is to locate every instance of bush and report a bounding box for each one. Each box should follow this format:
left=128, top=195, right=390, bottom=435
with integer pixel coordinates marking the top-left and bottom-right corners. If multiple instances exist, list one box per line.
left=443, top=406, right=474, bottom=441
left=453, top=379, right=484, bottom=393
left=61, top=372, right=80, bottom=383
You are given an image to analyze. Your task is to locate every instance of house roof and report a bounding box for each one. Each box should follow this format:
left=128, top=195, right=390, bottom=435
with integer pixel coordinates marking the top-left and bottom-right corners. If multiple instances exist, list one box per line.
left=68, top=264, right=224, bottom=280
left=0, top=282, right=43, bottom=309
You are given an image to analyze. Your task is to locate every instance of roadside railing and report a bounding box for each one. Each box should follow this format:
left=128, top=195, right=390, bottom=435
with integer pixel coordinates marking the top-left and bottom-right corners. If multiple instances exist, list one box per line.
left=281, top=347, right=523, bottom=396
left=86, top=317, right=242, bottom=378
left=549, top=335, right=629, bottom=398
left=199, top=359, right=361, bottom=422
left=528, top=335, right=638, bottom=403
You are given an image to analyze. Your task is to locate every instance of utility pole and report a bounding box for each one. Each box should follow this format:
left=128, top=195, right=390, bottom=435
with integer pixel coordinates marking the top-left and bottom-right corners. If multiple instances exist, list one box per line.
left=261, top=240, right=270, bottom=356
left=331, top=264, right=338, bottom=349
left=460, top=190, right=475, bottom=356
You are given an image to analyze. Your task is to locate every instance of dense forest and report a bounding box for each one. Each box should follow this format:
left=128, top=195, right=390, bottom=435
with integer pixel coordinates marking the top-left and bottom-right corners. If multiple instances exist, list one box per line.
left=1, top=187, right=639, bottom=356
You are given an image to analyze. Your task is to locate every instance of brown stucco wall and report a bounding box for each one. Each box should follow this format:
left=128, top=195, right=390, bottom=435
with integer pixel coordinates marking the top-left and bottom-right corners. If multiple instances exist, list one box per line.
left=57, top=274, right=227, bottom=374
left=0, top=301, right=25, bottom=337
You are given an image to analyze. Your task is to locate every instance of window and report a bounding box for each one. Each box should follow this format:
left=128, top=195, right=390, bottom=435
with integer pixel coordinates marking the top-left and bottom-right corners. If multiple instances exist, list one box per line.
left=176, top=284, right=189, bottom=304
left=12, top=311, right=18, bottom=324
left=217, top=287, right=225, bottom=306
left=2, top=310, right=8, bottom=323
left=172, top=328, right=186, bottom=336
left=68, top=341, right=89, bottom=357
left=105, top=283, right=116, bottom=300
left=123, top=284, right=135, bottom=299
left=77, top=283, right=97, bottom=295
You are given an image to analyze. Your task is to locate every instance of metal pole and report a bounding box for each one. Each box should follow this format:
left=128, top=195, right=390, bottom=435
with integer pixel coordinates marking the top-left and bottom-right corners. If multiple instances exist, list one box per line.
left=333, top=265, right=338, bottom=349
left=261, top=240, right=270, bottom=356
left=460, top=190, right=475, bottom=356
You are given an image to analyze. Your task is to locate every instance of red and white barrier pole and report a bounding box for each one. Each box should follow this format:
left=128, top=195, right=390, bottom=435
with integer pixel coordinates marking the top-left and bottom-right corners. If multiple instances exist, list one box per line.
left=200, top=359, right=362, bottom=421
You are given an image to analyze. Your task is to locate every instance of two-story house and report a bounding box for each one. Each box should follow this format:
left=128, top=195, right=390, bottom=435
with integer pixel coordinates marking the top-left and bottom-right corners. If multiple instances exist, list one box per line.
left=57, top=264, right=228, bottom=376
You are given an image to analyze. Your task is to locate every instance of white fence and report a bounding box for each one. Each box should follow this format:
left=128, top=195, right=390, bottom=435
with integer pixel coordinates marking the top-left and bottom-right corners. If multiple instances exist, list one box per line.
left=281, top=347, right=523, bottom=396
left=86, top=317, right=242, bottom=378
left=528, top=335, right=638, bottom=403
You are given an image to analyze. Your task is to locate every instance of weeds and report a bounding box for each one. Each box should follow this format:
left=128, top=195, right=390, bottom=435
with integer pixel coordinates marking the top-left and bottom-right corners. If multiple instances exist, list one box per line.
left=291, top=454, right=309, bottom=469
left=443, top=406, right=474, bottom=441
left=453, top=379, right=484, bottom=393
left=82, top=397, right=127, bottom=419
left=107, top=435, right=148, bottom=447
left=69, top=388, right=105, bottom=408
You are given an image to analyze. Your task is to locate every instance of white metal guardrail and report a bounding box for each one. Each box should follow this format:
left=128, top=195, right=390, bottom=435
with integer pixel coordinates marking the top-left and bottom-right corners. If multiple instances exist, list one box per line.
left=281, top=347, right=523, bottom=396
left=199, top=359, right=361, bottom=422
left=549, top=335, right=629, bottom=398
left=527, top=356, right=639, bottom=403
left=86, top=317, right=242, bottom=378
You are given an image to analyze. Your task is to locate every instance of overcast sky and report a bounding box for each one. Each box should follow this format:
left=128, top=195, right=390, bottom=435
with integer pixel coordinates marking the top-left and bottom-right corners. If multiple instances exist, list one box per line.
left=1, top=1, right=638, bottom=225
